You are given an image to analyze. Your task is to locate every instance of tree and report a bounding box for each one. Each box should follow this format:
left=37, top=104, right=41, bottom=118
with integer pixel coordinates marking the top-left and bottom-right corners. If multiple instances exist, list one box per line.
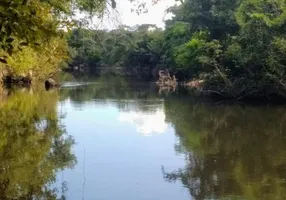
left=160, top=0, right=286, bottom=98
left=0, top=0, right=160, bottom=81
left=67, top=25, right=164, bottom=79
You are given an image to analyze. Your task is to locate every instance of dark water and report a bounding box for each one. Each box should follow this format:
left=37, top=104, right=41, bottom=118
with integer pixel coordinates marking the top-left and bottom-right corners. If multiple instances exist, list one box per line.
left=1, top=77, right=286, bottom=200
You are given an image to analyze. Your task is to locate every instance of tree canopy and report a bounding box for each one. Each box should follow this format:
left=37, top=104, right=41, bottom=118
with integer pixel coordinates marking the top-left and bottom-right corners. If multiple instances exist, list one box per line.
left=0, top=0, right=159, bottom=81
left=66, top=0, right=286, bottom=99
left=2, top=0, right=286, bottom=99
left=67, top=25, right=164, bottom=79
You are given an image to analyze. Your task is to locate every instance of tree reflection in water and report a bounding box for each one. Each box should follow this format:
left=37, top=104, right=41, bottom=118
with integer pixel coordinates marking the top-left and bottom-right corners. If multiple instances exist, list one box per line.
left=58, top=76, right=286, bottom=199
left=0, top=87, right=76, bottom=200
left=163, top=97, right=286, bottom=200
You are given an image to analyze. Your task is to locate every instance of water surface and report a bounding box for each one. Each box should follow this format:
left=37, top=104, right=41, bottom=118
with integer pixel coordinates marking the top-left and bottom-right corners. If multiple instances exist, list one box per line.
left=1, top=77, right=286, bottom=200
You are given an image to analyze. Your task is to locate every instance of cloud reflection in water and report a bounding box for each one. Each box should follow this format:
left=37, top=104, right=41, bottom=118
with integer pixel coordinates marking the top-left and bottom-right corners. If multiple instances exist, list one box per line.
left=118, top=108, right=168, bottom=135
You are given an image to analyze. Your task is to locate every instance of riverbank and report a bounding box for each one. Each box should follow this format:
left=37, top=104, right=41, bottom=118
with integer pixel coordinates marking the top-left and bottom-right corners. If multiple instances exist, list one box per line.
left=2, top=72, right=286, bottom=103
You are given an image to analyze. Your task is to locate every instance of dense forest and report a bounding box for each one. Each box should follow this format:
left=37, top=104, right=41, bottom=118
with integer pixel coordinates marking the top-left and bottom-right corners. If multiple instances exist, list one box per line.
left=66, top=24, right=164, bottom=80
left=0, top=0, right=127, bottom=83
left=1, top=0, right=286, bottom=99
left=67, top=0, right=286, bottom=99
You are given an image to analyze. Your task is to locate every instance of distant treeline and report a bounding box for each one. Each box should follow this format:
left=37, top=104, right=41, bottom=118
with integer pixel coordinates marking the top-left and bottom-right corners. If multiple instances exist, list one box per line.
left=67, top=0, right=286, bottom=99
left=66, top=24, right=164, bottom=80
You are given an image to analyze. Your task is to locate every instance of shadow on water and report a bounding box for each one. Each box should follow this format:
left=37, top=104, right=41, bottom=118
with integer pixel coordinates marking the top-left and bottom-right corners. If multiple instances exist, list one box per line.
left=0, top=86, right=76, bottom=200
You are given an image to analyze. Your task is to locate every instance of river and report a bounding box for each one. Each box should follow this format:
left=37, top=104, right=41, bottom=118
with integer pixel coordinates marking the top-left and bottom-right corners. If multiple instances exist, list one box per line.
left=0, top=76, right=286, bottom=200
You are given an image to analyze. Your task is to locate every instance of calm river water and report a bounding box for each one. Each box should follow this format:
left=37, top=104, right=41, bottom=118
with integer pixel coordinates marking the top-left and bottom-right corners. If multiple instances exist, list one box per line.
left=1, top=76, right=286, bottom=200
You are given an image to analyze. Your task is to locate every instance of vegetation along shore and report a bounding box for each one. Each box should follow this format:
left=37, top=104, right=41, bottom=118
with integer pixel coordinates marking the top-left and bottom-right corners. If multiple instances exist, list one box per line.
left=1, top=0, right=286, bottom=100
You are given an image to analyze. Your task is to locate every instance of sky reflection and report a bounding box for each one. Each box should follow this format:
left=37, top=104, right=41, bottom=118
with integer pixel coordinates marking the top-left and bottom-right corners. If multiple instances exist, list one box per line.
left=118, top=108, right=168, bottom=135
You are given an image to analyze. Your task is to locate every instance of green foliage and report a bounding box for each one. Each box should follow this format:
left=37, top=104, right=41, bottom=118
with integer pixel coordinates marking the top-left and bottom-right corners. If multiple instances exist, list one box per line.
left=0, top=0, right=148, bottom=81
left=161, top=0, right=286, bottom=98
left=5, top=36, right=69, bottom=79
left=125, top=25, right=164, bottom=77
left=63, top=0, right=286, bottom=98
left=161, top=22, right=191, bottom=72
left=0, top=0, right=104, bottom=80
left=67, top=25, right=164, bottom=79
left=0, top=0, right=109, bottom=50
left=67, top=28, right=102, bottom=72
